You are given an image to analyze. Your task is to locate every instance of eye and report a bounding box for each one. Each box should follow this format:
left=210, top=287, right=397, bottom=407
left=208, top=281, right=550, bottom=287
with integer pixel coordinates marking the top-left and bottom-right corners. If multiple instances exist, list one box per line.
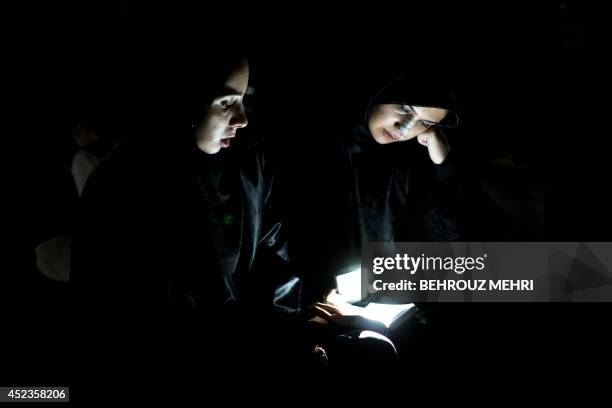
left=220, top=99, right=235, bottom=109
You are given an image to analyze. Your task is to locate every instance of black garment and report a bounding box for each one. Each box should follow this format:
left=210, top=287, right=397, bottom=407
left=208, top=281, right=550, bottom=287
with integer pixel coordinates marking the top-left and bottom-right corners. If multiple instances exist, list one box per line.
left=321, top=124, right=469, bottom=278
left=71, top=134, right=304, bottom=401
left=346, top=124, right=464, bottom=246
left=327, top=81, right=507, bottom=269
left=73, top=132, right=300, bottom=311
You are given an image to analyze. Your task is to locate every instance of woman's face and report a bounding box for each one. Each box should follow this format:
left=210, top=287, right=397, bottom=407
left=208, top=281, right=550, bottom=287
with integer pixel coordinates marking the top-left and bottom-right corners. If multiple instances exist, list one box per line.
left=194, top=60, right=249, bottom=154
left=368, top=104, right=448, bottom=144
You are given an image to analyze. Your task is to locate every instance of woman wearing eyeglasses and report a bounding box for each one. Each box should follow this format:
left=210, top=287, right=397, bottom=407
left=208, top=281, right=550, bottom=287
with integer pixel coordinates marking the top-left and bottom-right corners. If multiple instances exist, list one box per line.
left=336, top=76, right=467, bottom=263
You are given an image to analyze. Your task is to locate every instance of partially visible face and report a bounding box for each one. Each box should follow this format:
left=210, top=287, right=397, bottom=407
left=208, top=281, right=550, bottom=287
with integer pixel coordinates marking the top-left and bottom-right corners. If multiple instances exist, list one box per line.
left=368, top=104, right=448, bottom=145
left=194, top=60, right=249, bottom=154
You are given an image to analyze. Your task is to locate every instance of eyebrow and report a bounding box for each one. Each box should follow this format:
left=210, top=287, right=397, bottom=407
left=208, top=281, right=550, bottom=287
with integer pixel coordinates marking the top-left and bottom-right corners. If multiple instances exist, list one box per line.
left=410, top=105, right=443, bottom=125
left=215, top=86, right=243, bottom=99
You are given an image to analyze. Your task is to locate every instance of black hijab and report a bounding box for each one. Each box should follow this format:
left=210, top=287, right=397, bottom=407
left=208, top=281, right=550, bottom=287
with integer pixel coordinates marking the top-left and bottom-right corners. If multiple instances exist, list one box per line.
left=364, top=76, right=459, bottom=128
left=343, top=75, right=461, bottom=243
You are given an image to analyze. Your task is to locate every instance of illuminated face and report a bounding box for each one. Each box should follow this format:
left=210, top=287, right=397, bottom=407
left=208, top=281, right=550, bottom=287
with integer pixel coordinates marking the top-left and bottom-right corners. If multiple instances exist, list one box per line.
left=194, top=60, right=249, bottom=154
left=368, top=104, right=448, bottom=145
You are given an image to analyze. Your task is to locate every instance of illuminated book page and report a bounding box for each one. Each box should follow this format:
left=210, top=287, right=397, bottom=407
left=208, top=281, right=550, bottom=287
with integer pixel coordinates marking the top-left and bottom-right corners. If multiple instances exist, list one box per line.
left=330, top=269, right=415, bottom=328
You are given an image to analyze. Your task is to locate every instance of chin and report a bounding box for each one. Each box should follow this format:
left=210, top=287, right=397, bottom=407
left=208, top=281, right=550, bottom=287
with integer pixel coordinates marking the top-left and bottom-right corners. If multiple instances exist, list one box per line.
left=374, top=134, right=394, bottom=145
left=196, top=142, right=221, bottom=155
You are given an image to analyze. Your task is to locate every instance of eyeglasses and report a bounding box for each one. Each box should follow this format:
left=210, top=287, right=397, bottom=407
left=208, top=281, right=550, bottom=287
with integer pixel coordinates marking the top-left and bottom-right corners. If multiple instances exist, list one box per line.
left=398, top=104, right=460, bottom=129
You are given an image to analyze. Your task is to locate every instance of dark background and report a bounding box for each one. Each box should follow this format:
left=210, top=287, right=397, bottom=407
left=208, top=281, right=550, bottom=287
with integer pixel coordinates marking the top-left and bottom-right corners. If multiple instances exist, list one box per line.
left=5, top=0, right=612, bottom=400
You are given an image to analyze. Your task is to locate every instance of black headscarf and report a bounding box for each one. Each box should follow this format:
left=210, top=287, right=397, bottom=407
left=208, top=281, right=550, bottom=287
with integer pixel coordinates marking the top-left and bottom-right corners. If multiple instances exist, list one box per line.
left=343, top=75, right=460, bottom=154
left=341, top=74, right=464, bottom=245
left=364, top=75, right=460, bottom=130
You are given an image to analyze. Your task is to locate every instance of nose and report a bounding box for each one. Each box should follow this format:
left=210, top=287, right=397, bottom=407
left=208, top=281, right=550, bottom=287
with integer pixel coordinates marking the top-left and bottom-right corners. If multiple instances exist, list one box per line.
left=229, top=106, right=248, bottom=129
left=395, top=118, right=416, bottom=136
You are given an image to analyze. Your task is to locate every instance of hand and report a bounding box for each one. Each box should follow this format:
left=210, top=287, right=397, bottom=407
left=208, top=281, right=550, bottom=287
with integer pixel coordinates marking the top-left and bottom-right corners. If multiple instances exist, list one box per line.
left=302, top=303, right=388, bottom=334
left=301, top=302, right=344, bottom=326
left=417, top=128, right=450, bottom=164
left=326, top=315, right=388, bottom=334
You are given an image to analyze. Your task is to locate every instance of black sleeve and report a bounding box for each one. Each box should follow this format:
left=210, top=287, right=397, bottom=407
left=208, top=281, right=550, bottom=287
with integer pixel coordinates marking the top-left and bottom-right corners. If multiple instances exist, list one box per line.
left=426, top=152, right=509, bottom=241
left=251, top=151, right=301, bottom=313
left=259, top=165, right=289, bottom=262
left=424, top=152, right=465, bottom=241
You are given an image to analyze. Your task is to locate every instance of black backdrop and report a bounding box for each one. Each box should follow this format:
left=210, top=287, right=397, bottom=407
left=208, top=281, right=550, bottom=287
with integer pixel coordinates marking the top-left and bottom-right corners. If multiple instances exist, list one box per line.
left=6, top=0, right=612, bottom=400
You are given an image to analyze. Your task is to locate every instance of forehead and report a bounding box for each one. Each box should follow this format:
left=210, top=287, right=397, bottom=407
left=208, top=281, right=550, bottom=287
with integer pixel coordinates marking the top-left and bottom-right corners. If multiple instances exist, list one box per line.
left=223, top=61, right=249, bottom=95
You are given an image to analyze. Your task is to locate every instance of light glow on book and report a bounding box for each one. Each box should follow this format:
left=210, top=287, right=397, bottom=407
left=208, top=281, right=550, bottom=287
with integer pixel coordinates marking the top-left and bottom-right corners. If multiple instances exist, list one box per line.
left=329, top=268, right=415, bottom=328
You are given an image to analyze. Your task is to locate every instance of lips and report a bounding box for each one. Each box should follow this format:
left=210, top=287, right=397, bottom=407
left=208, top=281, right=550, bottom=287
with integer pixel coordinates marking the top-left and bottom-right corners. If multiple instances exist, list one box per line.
left=383, top=129, right=401, bottom=141
left=220, top=133, right=236, bottom=148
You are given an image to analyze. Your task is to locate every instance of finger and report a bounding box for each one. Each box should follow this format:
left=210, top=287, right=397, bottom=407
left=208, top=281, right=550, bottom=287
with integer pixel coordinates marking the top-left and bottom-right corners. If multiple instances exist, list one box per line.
left=329, top=315, right=387, bottom=333
left=302, top=304, right=332, bottom=321
left=329, top=315, right=370, bottom=328
left=312, top=305, right=333, bottom=318
left=314, top=302, right=343, bottom=316
left=307, top=316, right=330, bottom=326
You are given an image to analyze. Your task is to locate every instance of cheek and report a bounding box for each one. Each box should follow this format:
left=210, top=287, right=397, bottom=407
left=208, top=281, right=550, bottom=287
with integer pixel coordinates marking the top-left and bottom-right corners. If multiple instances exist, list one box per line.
left=368, top=118, right=388, bottom=144
left=199, top=113, right=227, bottom=140
left=368, top=110, right=386, bottom=133
left=207, top=118, right=224, bottom=135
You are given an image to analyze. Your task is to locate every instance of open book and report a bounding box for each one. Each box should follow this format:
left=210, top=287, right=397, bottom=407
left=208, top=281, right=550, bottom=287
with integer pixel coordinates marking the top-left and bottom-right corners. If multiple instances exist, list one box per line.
left=327, top=269, right=416, bottom=332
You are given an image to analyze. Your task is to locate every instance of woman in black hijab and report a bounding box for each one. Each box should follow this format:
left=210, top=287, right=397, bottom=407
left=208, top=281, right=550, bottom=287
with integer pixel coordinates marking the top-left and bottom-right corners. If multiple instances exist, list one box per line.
left=311, top=76, right=474, bottom=284
left=308, top=74, right=509, bottom=371
left=344, top=77, right=465, bottom=248
left=71, top=53, right=319, bottom=401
